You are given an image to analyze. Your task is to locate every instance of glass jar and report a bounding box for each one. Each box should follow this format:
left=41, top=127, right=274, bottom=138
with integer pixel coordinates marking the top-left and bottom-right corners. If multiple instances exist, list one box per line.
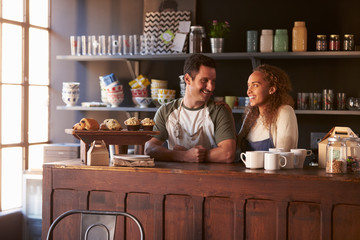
left=326, top=137, right=347, bottom=173
left=274, top=29, right=288, bottom=52
left=292, top=21, right=307, bottom=52
left=344, top=137, right=360, bottom=172
left=343, top=34, right=355, bottom=51
left=260, top=29, right=273, bottom=52
left=316, top=35, right=327, bottom=51
left=247, top=30, right=258, bottom=52
left=329, top=34, right=340, bottom=51
left=189, top=26, right=205, bottom=53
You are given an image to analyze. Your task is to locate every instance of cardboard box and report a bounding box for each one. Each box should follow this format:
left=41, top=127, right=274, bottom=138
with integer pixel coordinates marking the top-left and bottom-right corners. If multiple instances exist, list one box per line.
left=318, top=126, right=358, bottom=168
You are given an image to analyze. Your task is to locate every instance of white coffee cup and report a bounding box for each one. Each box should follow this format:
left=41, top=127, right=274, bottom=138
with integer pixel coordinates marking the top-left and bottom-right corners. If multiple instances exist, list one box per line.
left=280, top=152, right=297, bottom=169
left=290, top=149, right=313, bottom=168
left=264, top=153, right=287, bottom=170
left=269, top=148, right=285, bottom=153
left=240, top=151, right=265, bottom=169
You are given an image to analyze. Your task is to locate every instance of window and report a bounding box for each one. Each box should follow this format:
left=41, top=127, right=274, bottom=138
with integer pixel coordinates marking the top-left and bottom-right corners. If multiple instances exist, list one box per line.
left=0, top=0, right=50, bottom=211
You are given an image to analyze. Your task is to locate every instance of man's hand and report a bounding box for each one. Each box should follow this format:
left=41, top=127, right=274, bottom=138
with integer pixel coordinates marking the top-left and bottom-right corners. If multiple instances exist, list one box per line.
left=183, top=145, right=207, bottom=162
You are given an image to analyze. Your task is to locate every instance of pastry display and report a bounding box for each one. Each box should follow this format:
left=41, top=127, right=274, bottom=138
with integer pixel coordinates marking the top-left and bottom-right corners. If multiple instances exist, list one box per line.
left=72, top=118, right=99, bottom=130
left=99, top=119, right=122, bottom=131
left=124, top=117, right=141, bottom=131
left=141, top=118, right=155, bottom=131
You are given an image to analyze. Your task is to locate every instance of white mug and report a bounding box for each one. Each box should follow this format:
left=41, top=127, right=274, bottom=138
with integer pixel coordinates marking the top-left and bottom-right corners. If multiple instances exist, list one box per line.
left=264, top=153, right=287, bottom=170
left=290, top=149, right=313, bottom=168
left=269, top=148, right=285, bottom=153
left=280, top=152, right=297, bottom=169
left=240, top=151, right=265, bottom=169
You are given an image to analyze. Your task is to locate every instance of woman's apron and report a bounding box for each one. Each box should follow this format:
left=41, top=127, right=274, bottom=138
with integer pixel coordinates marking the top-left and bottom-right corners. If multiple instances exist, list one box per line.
left=166, top=100, right=216, bottom=150
left=245, top=126, right=275, bottom=151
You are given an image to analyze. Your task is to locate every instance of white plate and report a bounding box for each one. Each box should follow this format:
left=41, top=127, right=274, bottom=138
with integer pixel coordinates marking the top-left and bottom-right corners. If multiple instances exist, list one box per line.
left=113, top=154, right=151, bottom=161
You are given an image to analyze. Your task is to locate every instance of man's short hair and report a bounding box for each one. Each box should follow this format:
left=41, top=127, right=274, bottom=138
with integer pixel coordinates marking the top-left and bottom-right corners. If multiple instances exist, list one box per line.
left=183, top=54, right=216, bottom=79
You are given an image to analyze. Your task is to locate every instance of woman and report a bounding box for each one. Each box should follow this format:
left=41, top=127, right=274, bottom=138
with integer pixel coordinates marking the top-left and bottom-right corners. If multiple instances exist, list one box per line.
left=237, top=64, right=298, bottom=152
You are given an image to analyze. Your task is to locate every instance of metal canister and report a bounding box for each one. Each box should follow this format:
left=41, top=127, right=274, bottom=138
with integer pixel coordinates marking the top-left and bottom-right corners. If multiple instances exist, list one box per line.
left=316, top=35, right=327, bottom=51
left=343, top=34, right=355, bottom=51
left=329, top=34, right=340, bottom=51
left=322, top=89, right=334, bottom=110
left=189, top=26, right=205, bottom=53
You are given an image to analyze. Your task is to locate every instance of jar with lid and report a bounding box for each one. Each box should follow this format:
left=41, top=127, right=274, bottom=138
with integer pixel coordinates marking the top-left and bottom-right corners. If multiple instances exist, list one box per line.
left=247, top=30, right=258, bottom=52
left=343, top=34, right=355, bottom=51
left=260, top=29, right=273, bottom=52
left=274, top=29, right=288, bottom=52
left=189, top=26, right=205, bottom=53
left=326, top=137, right=347, bottom=173
left=292, top=21, right=307, bottom=52
left=316, top=35, right=327, bottom=51
left=329, top=34, right=340, bottom=51
left=344, top=137, right=360, bottom=172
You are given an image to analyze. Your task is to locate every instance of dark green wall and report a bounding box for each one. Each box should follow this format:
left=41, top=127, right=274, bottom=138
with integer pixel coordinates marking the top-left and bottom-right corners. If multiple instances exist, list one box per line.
left=50, top=0, right=360, bottom=150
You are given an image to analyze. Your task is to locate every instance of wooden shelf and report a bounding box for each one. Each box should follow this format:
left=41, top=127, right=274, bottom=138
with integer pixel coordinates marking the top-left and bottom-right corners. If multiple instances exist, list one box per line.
left=56, top=106, right=159, bottom=112
left=57, top=51, right=360, bottom=61
left=56, top=106, right=360, bottom=115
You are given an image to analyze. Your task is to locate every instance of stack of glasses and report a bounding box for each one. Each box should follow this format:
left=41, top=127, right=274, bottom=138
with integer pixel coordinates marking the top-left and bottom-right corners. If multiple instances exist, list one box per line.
left=70, top=34, right=155, bottom=56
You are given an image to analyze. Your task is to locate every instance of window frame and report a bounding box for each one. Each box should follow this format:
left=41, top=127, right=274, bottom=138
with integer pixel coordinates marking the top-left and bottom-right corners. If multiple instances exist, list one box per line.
left=0, top=0, right=51, bottom=211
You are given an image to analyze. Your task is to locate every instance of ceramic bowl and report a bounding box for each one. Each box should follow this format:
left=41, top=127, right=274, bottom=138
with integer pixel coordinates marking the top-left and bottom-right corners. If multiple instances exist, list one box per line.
left=158, top=89, right=176, bottom=96
left=151, top=79, right=168, bottom=89
left=107, top=92, right=124, bottom=107
left=106, top=83, right=123, bottom=93
left=131, top=87, right=148, bottom=98
left=135, top=97, right=152, bottom=108
left=62, top=82, right=80, bottom=89
left=157, top=97, right=175, bottom=105
left=62, top=93, right=79, bottom=107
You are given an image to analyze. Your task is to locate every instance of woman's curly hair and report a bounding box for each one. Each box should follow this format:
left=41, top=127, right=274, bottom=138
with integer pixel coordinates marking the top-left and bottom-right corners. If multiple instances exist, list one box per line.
left=237, top=64, right=294, bottom=150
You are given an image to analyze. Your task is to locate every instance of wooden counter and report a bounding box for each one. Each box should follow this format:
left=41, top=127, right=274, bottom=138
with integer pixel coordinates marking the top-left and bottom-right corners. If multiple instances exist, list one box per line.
left=42, top=160, right=360, bottom=240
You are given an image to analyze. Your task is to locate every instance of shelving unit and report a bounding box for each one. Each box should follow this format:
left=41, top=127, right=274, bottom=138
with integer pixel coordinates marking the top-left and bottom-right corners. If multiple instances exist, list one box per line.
left=57, top=51, right=360, bottom=69
left=56, top=106, right=360, bottom=115
left=57, top=51, right=360, bottom=115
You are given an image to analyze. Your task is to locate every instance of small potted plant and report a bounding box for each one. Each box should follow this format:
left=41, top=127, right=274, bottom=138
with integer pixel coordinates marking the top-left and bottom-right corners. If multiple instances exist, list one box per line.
left=209, top=20, right=230, bottom=53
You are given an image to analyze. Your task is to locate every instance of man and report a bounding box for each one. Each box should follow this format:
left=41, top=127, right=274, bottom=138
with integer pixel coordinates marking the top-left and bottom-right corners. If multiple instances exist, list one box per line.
left=145, top=54, right=236, bottom=163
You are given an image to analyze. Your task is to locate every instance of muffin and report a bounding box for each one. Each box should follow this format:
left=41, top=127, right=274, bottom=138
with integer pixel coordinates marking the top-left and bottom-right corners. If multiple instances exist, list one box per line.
left=124, top=117, right=141, bottom=131
left=72, top=118, right=99, bottom=130
left=100, top=119, right=122, bottom=131
left=141, top=118, right=155, bottom=131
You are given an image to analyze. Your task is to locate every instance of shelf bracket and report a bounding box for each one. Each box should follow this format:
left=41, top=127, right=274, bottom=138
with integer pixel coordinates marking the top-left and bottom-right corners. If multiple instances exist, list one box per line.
left=125, top=60, right=140, bottom=79
left=250, top=57, right=261, bottom=69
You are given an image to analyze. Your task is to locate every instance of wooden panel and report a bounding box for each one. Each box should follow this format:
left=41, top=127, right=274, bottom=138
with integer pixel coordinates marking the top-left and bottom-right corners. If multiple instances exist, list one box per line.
left=52, top=189, right=87, bottom=239
left=245, top=199, right=276, bottom=240
left=204, top=197, right=234, bottom=240
left=164, top=195, right=194, bottom=240
left=333, top=204, right=360, bottom=240
left=288, top=202, right=320, bottom=240
left=127, top=193, right=156, bottom=240
left=89, top=191, right=126, bottom=240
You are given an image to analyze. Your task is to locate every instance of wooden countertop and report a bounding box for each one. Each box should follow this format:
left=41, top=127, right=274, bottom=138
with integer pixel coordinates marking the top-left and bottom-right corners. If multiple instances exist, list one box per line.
left=44, top=159, right=360, bottom=183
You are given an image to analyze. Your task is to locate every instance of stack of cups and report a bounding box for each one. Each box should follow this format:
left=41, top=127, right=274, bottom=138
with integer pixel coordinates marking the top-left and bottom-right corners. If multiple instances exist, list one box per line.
left=151, top=79, right=168, bottom=107
left=131, top=88, right=148, bottom=107
left=179, top=75, right=186, bottom=97
left=106, top=82, right=124, bottom=108
left=99, top=74, right=118, bottom=105
left=62, top=82, right=80, bottom=107
left=157, top=89, right=176, bottom=105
